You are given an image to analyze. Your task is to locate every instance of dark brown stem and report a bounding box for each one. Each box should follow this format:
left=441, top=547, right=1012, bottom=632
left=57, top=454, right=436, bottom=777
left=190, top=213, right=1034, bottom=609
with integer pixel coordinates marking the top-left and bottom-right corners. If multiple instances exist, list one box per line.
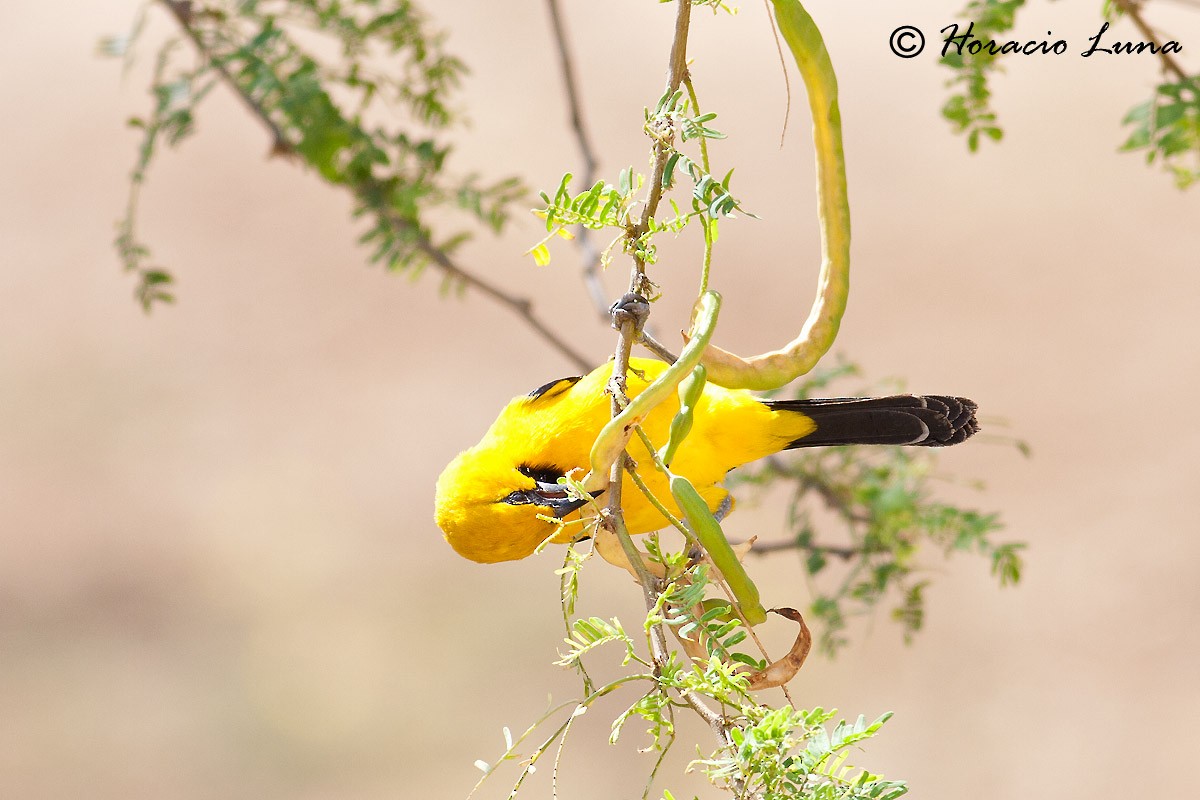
left=1113, top=0, right=1195, bottom=85
left=762, top=0, right=792, bottom=148
left=158, top=0, right=591, bottom=371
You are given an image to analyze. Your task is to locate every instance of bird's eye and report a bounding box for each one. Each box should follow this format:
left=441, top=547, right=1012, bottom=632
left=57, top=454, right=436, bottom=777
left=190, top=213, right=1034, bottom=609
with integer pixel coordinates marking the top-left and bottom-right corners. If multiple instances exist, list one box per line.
left=517, top=465, right=565, bottom=486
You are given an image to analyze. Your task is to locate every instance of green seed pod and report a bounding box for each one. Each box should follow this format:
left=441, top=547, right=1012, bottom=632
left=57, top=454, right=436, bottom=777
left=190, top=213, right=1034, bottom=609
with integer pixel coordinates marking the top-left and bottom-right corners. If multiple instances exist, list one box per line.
left=670, top=473, right=767, bottom=626
left=659, top=365, right=707, bottom=468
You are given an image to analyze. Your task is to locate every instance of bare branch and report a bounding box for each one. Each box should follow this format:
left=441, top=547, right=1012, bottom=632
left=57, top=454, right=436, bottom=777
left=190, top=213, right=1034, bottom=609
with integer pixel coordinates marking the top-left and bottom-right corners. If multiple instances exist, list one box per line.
left=638, top=329, right=679, bottom=363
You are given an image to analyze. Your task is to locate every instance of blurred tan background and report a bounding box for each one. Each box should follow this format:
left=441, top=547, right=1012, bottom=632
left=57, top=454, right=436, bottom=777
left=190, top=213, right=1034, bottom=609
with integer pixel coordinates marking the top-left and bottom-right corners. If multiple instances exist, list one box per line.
left=2, top=1, right=1199, bottom=798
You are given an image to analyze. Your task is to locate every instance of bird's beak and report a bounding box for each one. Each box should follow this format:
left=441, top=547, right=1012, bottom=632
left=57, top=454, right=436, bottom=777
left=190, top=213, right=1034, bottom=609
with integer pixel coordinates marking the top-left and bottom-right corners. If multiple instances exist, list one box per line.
left=534, top=479, right=605, bottom=518
left=501, top=481, right=605, bottom=517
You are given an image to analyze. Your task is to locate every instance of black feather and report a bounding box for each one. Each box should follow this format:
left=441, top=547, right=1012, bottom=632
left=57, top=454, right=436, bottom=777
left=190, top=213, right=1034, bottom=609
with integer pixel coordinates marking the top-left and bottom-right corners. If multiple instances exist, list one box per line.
left=764, top=395, right=979, bottom=448
left=527, top=376, right=582, bottom=401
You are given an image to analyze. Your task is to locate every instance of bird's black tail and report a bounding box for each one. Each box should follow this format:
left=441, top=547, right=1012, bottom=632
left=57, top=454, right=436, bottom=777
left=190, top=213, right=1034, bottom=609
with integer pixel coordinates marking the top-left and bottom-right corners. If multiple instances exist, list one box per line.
left=765, top=395, right=979, bottom=448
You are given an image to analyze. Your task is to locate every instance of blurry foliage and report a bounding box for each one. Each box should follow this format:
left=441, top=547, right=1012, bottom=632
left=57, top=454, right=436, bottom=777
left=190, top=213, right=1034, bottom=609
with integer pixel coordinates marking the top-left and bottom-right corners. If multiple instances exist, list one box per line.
left=1121, top=77, right=1200, bottom=189
left=940, top=0, right=1025, bottom=151
left=942, top=0, right=1200, bottom=188
left=103, top=0, right=524, bottom=309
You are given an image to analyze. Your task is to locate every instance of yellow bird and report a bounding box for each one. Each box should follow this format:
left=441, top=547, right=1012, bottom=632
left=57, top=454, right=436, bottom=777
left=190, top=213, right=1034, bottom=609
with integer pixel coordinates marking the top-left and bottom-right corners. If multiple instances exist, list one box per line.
left=435, top=358, right=977, bottom=563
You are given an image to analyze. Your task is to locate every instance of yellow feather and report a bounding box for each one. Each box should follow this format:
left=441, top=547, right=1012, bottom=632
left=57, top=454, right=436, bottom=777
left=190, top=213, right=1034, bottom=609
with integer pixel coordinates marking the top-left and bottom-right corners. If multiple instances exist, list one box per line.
left=435, top=358, right=815, bottom=564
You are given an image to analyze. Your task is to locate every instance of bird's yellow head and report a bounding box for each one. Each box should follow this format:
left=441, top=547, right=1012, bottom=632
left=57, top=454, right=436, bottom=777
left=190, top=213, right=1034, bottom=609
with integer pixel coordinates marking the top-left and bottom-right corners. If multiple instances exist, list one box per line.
left=434, top=373, right=607, bottom=563
left=434, top=445, right=596, bottom=564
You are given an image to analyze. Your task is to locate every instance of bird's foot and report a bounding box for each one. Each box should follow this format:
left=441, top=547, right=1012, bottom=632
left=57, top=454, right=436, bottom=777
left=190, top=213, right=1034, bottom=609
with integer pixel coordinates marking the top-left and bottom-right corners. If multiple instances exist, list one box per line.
left=713, top=494, right=733, bottom=523
left=610, top=292, right=650, bottom=337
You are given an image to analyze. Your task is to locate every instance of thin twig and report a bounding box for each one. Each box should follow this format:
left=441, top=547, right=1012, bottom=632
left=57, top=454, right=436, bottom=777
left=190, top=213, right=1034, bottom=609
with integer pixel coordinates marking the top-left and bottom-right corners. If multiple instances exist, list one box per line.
left=602, top=478, right=729, bottom=738
left=682, top=76, right=716, bottom=295
left=627, top=0, right=693, bottom=294
left=158, top=0, right=592, bottom=371
left=544, top=0, right=609, bottom=319
left=742, top=538, right=868, bottom=559
left=407, top=220, right=592, bottom=369
left=600, top=0, right=729, bottom=744
left=1113, top=0, right=1195, bottom=85
left=544, top=0, right=600, bottom=183
left=638, top=329, right=679, bottom=363
left=762, top=0, right=792, bottom=148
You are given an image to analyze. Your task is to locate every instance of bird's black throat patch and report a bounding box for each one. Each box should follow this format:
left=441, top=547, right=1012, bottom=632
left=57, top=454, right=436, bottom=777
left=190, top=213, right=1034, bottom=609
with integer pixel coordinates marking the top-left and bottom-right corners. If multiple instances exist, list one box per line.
left=500, top=464, right=602, bottom=518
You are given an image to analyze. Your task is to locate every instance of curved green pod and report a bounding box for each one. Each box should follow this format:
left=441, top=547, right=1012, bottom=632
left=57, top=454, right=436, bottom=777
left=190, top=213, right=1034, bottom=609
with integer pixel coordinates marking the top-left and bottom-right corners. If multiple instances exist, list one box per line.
left=699, top=0, right=850, bottom=391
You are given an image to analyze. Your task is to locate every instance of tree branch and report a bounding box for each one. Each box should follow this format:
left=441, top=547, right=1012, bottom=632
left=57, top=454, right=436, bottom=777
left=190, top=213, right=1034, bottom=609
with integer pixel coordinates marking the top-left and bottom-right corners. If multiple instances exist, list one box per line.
left=743, top=537, right=871, bottom=559
left=160, top=1, right=293, bottom=154
left=639, top=329, right=680, bottom=363
left=1114, top=0, right=1195, bottom=85
left=158, top=0, right=592, bottom=371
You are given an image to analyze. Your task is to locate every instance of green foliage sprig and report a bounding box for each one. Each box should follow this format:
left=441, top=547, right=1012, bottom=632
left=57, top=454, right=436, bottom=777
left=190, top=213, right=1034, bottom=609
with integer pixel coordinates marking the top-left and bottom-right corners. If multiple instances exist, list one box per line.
left=476, top=532, right=913, bottom=799
left=531, top=87, right=745, bottom=270
left=943, top=0, right=1200, bottom=189
left=696, top=708, right=908, bottom=800
left=109, top=32, right=216, bottom=309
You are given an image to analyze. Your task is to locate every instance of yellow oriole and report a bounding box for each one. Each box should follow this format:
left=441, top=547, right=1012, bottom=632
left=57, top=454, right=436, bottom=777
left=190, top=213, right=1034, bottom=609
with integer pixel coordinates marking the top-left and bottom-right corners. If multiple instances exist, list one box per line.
left=435, top=358, right=977, bottom=563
